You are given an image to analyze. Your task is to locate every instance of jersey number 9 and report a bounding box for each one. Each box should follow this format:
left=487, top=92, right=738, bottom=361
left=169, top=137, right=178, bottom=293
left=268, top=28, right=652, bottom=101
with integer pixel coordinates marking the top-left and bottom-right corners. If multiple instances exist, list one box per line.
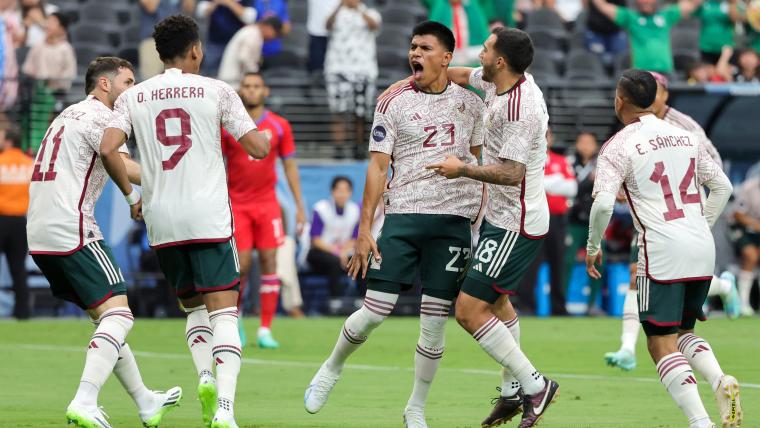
left=155, top=108, right=192, bottom=171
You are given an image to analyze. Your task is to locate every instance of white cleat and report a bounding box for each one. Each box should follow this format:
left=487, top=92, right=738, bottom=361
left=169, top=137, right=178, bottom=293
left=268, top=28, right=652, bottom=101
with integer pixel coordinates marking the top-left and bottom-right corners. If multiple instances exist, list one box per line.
left=715, top=375, right=742, bottom=428
left=65, top=403, right=113, bottom=428
left=140, top=386, right=183, bottom=427
left=210, top=410, right=239, bottom=428
left=403, top=406, right=428, bottom=428
left=304, top=363, right=340, bottom=414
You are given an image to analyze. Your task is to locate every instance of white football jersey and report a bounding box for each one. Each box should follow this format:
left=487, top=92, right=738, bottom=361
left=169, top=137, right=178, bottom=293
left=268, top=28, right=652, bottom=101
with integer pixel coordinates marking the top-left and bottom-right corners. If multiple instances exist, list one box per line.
left=369, top=81, right=485, bottom=220
left=593, top=114, right=723, bottom=282
left=663, top=106, right=722, bottom=168
left=108, top=68, right=256, bottom=247
left=469, top=69, right=550, bottom=238
left=27, top=96, right=127, bottom=254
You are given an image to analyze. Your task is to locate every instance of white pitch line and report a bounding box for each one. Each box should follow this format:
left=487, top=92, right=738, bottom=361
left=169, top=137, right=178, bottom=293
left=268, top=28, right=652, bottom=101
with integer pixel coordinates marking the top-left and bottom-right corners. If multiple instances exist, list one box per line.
left=8, top=343, right=760, bottom=389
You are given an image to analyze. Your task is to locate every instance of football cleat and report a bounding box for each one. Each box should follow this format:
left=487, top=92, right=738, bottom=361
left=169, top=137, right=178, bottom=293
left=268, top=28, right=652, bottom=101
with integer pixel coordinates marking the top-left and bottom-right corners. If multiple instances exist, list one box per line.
left=719, top=272, right=741, bottom=320
left=403, top=406, right=428, bottom=428
left=715, top=375, right=742, bottom=428
left=210, top=410, right=239, bottom=428
left=65, top=403, right=112, bottom=428
left=481, top=387, right=524, bottom=427
left=604, top=349, right=637, bottom=371
left=198, top=374, right=218, bottom=428
left=518, top=378, right=559, bottom=428
left=304, top=363, right=340, bottom=414
left=257, top=329, right=280, bottom=349
left=140, top=386, right=183, bottom=428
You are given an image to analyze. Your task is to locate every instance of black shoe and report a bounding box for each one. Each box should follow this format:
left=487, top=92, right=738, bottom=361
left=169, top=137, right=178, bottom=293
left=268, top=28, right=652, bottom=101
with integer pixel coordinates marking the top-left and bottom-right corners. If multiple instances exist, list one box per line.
left=481, top=387, right=523, bottom=428
left=518, top=378, right=559, bottom=428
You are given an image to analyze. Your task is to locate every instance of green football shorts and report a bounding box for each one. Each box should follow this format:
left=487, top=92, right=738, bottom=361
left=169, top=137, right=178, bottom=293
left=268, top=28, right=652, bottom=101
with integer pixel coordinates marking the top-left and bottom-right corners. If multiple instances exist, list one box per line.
left=155, top=239, right=241, bottom=298
left=636, top=276, right=710, bottom=336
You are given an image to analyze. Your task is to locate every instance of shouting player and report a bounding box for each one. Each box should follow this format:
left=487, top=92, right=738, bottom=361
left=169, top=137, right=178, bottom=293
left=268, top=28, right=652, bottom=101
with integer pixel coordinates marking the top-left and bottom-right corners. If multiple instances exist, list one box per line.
left=428, top=28, right=560, bottom=428
left=27, top=57, right=182, bottom=428
left=604, top=71, right=741, bottom=373
left=304, top=21, right=484, bottom=427
left=99, top=16, right=270, bottom=428
left=586, top=70, right=741, bottom=428
left=221, top=72, right=307, bottom=349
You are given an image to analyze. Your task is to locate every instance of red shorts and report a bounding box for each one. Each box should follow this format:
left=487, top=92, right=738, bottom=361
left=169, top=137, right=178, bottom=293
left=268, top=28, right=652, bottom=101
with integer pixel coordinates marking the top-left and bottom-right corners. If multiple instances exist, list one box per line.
left=232, top=199, right=284, bottom=251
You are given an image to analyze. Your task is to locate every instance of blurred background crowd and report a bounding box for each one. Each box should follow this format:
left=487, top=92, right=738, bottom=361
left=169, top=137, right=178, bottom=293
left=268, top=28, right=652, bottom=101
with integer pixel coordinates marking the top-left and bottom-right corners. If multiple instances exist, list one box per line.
left=0, top=0, right=759, bottom=320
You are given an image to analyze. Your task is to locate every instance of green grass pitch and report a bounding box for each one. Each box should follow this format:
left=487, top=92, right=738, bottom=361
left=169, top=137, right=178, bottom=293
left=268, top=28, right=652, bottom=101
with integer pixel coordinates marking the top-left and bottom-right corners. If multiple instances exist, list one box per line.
left=0, top=316, right=756, bottom=427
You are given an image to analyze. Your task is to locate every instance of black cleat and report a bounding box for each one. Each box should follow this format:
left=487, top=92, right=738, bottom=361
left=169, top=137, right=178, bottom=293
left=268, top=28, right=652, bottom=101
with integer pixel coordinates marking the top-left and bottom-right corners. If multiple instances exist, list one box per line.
left=518, top=378, right=559, bottom=428
left=481, top=387, right=524, bottom=428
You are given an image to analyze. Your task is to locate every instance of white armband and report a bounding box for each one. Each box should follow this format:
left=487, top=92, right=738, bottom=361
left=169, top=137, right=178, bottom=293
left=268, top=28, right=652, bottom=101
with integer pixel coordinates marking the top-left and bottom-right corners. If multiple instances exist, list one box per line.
left=125, top=189, right=141, bottom=206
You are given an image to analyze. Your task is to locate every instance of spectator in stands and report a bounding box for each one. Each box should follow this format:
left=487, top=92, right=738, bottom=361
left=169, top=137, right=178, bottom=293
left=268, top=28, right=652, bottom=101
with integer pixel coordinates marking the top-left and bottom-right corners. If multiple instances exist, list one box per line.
left=307, top=0, right=340, bottom=72
left=0, top=123, right=31, bottom=319
left=21, top=0, right=56, bottom=47
left=591, top=0, right=702, bottom=74
left=425, top=0, right=489, bottom=66
left=21, top=11, right=74, bottom=91
left=733, top=174, right=760, bottom=315
left=686, top=59, right=729, bottom=83
left=255, top=0, right=291, bottom=60
left=482, top=0, right=516, bottom=27
left=535, top=0, right=584, bottom=22
left=217, top=16, right=283, bottom=85
left=745, top=1, right=760, bottom=54
left=1, top=0, right=25, bottom=48
left=519, top=130, right=577, bottom=316
left=138, top=0, right=196, bottom=80
left=307, top=176, right=360, bottom=297
left=585, top=0, right=628, bottom=66
left=324, top=0, right=380, bottom=159
left=197, top=0, right=258, bottom=76
left=695, top=0, right=741, bottom=64
left=563, top=132, right=605, bottom=315
left=733, top=47, right=760, bottom=82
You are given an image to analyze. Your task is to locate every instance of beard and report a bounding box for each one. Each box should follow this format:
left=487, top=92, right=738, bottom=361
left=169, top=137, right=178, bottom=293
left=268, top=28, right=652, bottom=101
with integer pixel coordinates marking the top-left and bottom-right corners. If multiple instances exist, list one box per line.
left=481, top=65, right=495, bottom=82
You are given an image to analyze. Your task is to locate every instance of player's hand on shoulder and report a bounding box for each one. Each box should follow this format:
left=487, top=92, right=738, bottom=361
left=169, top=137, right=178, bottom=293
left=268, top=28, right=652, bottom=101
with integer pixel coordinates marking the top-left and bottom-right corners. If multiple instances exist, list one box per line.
left=426, top=155, right=465, bottom=179
left=347, top=231, right=381, bottom=279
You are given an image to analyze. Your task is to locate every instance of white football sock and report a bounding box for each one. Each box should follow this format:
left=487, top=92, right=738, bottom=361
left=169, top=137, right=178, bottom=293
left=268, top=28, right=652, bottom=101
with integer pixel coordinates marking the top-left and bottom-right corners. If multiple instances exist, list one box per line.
left=209, top=307, right=242, bottom=411
left=185, top=305, right=214, bottom=379
left=473, top=316, right=544, bottom=396
left=678, top=334, right=724, bottom=392
left=114, top=343, right=155, bottom=412
left=707, top=275, right=731, bottom=297
left=407, top=295, right=450, bottom=410
left=737, top=270, right=755, bottom=309
left=621, top=289, right=640, bottom=355
left=656, top=352, right=711, bottom=427
left=74, top=307, right=134, bottom=408
left=500, top=317, right=521, bottom=397
left=324, top=290, right=398, bottom=373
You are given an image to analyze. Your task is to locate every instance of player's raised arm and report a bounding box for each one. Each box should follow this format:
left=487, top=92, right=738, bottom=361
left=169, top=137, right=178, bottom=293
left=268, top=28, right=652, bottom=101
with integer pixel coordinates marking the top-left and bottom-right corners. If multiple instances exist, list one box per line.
left=346, top=151, right=389, bottom=279
left=591, top=0, right=620, bottom=22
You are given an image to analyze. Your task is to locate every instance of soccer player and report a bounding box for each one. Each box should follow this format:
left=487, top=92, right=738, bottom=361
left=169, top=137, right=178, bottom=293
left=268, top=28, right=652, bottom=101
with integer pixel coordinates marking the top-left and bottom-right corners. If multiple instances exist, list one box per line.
left=604, top=71, right=741, bottom=372
left=586, top=70, right=741, bottom=428
left=304, top=21, right=485, bottom=427
left=428, top=27, right=560, bottom=428
left=27, top=57, right=181, bottom=428
left=99, top=16, right=270, bottom=428
left=221, top=72, right=307, bottom=349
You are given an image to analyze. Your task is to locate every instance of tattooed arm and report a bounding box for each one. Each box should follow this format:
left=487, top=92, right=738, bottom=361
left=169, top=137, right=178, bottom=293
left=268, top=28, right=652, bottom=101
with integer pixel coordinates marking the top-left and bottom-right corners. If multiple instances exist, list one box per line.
left=426, top=155, right=525, bottom=186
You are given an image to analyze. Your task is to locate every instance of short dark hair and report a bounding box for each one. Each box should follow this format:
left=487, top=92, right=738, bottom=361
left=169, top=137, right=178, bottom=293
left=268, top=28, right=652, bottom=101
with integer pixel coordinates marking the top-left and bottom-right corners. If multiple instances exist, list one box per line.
left=331, top=176, right=353, bottom=191
left=152, top=14, right=200, bottom=62
left=85, top=56, right=135, bottom=94
left=50, top=12, right=70, bottom=31
left=411, top=21, right=455, bottom=53
left=617, top=69, right=657, bottom=109
left=491, top=27, right=533, bottom=74
left=576, top=131, right=597, bottom=141
left=242, top=71, right=265, bottom=82
left=260, top=15, right=283, bottom=36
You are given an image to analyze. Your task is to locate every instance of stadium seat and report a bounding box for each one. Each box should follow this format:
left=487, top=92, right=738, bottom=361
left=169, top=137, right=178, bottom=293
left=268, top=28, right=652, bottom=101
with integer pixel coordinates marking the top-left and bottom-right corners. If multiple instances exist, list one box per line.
left=529, top=49, right=560, bottom=78
left=289, top=2, right=307, bottom=24
left=377, top=46, right=409, bottom=73
left=71, top=23, right=120, bottom=48
left=612, top=52, right=631, bottom=79
left=529, top=29, right=563, bottom=52
left=264, top=48, right=306, bottom=70
left=121, top=24, right=142, bottom=47
left=564, top=49, right=606, bottom=79
left=79, top=3, right=120, bottom=25
left=673, top=49, right=699, bottom=73
left=381, top=6, right=419, bottom=28
left=377, top=27, right=412, bottom=51
left=281, top=26, right=309, bottom=56
left=671, top=28, right=700, bottom=54
left=525, top=8, right=567, bottom=39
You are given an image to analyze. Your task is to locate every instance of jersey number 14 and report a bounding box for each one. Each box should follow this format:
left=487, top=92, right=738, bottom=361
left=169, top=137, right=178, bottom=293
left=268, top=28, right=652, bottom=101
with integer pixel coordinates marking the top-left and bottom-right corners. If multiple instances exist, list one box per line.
left=649, top=158, right=700, bottom=222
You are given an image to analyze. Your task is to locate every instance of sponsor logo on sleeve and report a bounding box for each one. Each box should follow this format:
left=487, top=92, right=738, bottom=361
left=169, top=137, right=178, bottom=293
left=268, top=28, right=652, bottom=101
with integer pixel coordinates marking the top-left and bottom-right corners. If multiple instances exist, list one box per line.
left=372, top=126, right=386, bottom=142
